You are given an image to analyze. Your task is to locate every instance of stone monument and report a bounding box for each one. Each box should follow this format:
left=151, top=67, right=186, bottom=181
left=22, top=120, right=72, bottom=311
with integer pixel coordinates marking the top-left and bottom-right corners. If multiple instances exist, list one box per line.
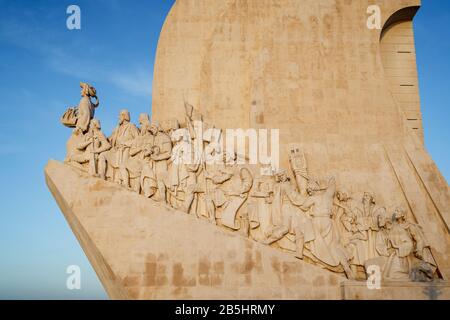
left=45, top=0, right=450, bottom=299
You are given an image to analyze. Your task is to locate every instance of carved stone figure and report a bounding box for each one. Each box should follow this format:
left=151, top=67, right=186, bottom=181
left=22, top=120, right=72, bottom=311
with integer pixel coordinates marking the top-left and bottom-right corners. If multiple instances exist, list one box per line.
left=383, top=207, right=437, bottom=281
left=374, top=211, right=391, bottom=258
left=289, top=145, right=308, bottom=196
left=67, top=119, right=111, bottom=176
left=149, top=121, right=172, bottom=202
left=249, top=167, right=276, bottom=242
left=98, top=110, right=139, bottom=188
left=127, top=113, right=157, bottom=195
left=206, top=153, right=253, bottom=233
left=62, top=82, right=99, bottom=132
left=65, top=128, right=86, bottom=168
left=167, top=128, right=193, bottom=209
left=263, top=170, right=313, bottom=260
left=355, top=192, right=386, bottom=260
left=335, top=191, right=368, bottom=277
left=301, top=177, right=355, bottom=279
left=77, top=82, right=99, bottom=133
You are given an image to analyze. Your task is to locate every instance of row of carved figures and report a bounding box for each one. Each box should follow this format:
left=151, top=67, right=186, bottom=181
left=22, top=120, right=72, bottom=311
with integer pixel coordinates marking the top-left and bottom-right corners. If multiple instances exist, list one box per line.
left=61, top=82, right=438, bottom=282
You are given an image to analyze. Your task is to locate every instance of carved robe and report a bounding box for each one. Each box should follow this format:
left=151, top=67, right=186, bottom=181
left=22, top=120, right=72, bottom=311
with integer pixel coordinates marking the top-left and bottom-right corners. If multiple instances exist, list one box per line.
left=168, top=140, right=191, bottom=191
left=249, top=177, right=275, bottom=238
left=152, top=131, right=172, bottom=182
left=271, top=181, right=313, bottom=240
left=129, top=130, right=154, bottom=165
left=76, top=95, right=95, bottom=133
left=128, top=130, right=156, bottom=195
left=108, top=121, right=140, bottom=168
left=217, top=167, right=253, bottom=230
left=335, top=204, right=368, bottom=267
left=302, top=182, right=350, bottom=267
left=383, top=222, right=436, bottom=280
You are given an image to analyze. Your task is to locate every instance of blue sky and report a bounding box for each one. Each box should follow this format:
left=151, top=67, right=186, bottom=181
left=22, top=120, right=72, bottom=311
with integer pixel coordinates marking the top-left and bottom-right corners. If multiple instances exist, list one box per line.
left=0, top=0, right=448, bottom=299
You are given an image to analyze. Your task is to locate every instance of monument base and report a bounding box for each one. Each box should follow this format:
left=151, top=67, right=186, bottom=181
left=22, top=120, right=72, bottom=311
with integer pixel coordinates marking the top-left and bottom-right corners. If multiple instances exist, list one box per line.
left=341, top=280, right=450, bottom=300
left=45, top=160, right=450, bottom=300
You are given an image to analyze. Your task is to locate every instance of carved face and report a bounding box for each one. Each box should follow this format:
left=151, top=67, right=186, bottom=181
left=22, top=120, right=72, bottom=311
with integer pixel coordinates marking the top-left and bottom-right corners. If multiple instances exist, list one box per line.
left=80, top=84, right=88, bottom=97
left=119, top=110, right=130, bottom=124
left=337, top=191, right=349, bottom=202
left=274, top=170, right=288, bottom=183
left=307, top=180, right=320, bottom=195
left=378, top=214, right=386, bottom=228
left=363, top=192, right=375, bottom=206
left=80, top=82, right=95, bottom=97
left=150, top=124, right=159, bottom=135
left=393, top=207, right=407, bottom=223
left=222, top=152, right=236, bottom=166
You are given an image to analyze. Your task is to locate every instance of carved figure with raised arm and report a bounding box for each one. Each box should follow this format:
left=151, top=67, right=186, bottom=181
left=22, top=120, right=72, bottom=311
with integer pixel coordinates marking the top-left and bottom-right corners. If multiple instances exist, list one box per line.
left=205, top=152, right=253, bottom=233
left=302, top=177, right=355, bottom=279
left=263, top=169, right=313, bottom=260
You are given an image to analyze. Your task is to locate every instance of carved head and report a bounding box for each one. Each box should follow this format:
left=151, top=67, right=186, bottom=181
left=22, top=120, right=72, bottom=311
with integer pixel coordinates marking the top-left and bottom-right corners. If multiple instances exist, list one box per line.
left=377, top=212, right=387, bottom=228
left=306, top=179, right=320, bottom=195
left=171, top=128, right=188, bottom=143
left=362, top=192, right=376, bottom=206
left=90, top=119, right=101, bottom=131
left=336, top=191, right=350, bottom=202
left=222, top=151, right=236, bottom=166
left=274, top=169, right=288, bottom=183
left=80, top=82, right=97, bottom=98
left=119, top=110, right=130, bottom=124
left=150, top=121, right=161, bottom=135
left=139, top=113, right=151, bottom=127
left=393, top=206, right=407, bottom=223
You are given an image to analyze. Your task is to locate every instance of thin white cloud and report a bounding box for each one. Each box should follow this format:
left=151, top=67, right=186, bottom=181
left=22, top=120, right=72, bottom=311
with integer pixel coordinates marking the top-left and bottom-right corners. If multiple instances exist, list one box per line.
left=110, top=69, right=152, bottom=97
left=0, top=14, right=152, bottom=98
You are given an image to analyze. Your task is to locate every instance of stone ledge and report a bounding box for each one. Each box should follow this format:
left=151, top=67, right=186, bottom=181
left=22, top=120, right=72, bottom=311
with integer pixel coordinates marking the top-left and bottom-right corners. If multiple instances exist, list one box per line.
left=341, top=280, right=450, bottom=300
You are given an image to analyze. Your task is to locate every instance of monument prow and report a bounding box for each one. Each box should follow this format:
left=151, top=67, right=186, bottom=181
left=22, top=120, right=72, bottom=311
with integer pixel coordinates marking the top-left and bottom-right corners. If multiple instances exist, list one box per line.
left=46, top=160, right=347, bottom=299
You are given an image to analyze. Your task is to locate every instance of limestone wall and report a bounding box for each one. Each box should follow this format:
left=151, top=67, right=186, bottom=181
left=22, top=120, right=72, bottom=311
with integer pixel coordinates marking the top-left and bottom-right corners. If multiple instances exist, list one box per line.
left=151, top=0, right=450, bottom=279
